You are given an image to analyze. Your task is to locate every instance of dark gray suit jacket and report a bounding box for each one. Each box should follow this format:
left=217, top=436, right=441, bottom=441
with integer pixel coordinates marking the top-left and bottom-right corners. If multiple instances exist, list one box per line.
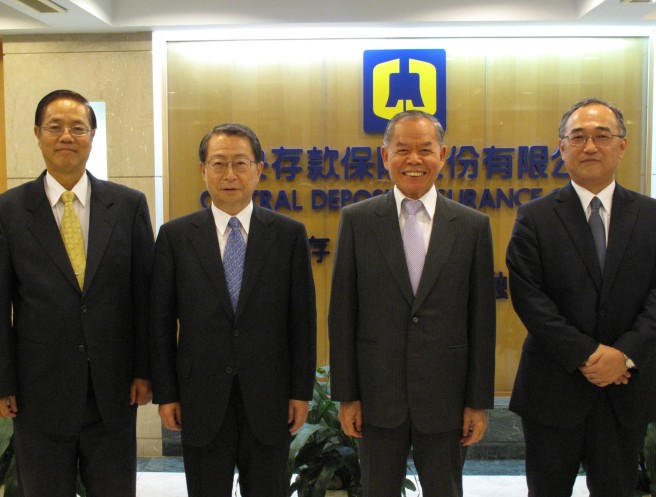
left=507, top=182, right=656, bottom=428
left=0, top=171, right=154, bottom=436
left=150, top=205, right=317, bottom=447
left=329, top=190, right=496, bottom=433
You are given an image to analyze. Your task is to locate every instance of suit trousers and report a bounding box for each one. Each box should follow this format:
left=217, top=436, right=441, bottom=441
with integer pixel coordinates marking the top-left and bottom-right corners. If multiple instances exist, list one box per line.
left=522, top=392, right=647, bottom=497
left=13, top=384, right=137, bottom=497
left=360, top=419, right=465, bottom=497
left=182, top=376, right=291, bottom=497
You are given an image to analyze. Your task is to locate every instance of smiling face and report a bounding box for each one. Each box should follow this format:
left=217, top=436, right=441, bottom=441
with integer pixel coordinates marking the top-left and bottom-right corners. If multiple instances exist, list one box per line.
left=559, top=103, right=627, bottom=194
left=200, top=133, right=263, bottom=215
left=34, top=98, right=94, bottom=189
left=381, top=116, right=446, bottom=200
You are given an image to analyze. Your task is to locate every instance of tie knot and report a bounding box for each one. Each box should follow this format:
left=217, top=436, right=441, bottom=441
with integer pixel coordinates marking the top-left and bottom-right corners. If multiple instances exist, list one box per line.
left=403, top=199, right=423, bottom=216
left=228, top=217, right=240, bottom=230
left=61, top=191, right=76, bottom=204
left=590, top=196, right=602, bottom=212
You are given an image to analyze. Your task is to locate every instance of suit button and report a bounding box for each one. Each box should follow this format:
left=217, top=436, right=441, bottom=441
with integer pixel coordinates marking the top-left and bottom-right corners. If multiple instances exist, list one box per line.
left=226, top=367, right=237, bottom=375
left=412, top=317, right=419, bottom=323
left=78, top=345, right=86, bottom=353
left=80, top=305, right=88, bottom=313
left=233, top=330, right=240, bottom=337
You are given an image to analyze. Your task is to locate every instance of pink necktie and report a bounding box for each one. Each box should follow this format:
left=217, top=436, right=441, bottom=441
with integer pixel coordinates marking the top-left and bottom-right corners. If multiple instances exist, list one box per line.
left=402, top=199, right=425, bottom=295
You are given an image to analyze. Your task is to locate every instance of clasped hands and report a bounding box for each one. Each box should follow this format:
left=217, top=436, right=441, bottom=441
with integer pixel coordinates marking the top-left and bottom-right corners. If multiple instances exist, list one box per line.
left=579, top=344, right=631, bottom=387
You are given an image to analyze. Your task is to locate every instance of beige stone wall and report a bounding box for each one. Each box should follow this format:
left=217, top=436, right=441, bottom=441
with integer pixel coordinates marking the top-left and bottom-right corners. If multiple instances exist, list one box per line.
left=0, top=45, right=5, bottom=193
left=2, top=32, right=162, bottom=457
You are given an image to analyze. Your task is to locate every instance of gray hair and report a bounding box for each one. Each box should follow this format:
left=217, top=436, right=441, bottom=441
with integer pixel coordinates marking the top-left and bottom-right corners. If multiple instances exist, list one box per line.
left=383, top=110, right=445, bottom=147
left=558, top=97, right=626, bottom=138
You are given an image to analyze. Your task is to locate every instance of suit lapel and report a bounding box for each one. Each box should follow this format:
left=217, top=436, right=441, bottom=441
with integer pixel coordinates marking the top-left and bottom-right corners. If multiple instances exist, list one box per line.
left=187, top=209, right=235, bottom=318
left=85, top=173, right=116, bottom=294
left=600, top=184, right=638, bottom=305
left=25, top=174, right=80, bottom=291
left=553, top=183, right=603, bottom=290
left=236, top=206, right=276, bottom=317
left=373, top=193, right=414, bottom=306
left=413, top=194, right=457, bottom=311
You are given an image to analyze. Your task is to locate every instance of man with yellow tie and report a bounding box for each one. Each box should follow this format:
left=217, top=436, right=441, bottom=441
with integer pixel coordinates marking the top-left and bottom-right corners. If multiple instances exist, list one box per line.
left=0, top=89, right=155, bottom=497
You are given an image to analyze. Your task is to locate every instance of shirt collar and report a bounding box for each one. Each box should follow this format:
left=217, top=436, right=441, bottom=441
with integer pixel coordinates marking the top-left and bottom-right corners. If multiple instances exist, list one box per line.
left=571, top=180, right=615, bottom=213
left=211, top=201, right=254, bottom=236
left=392, top=185, right=437, bottom=219
left=45, top=172, right=90, bottom=208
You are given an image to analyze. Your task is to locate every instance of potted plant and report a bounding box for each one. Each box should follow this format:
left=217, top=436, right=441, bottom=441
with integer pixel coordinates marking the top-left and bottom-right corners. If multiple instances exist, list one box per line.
left=641, top=421, right=656, bottom=495
left=287, top=367, right=416, bottom=497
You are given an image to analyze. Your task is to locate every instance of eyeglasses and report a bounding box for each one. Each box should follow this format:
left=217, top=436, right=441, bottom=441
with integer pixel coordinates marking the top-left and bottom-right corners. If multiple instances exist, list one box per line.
left=40, top=124, right=92, bottom=137
left=204, top=159, right=256, bottom=174
left=562, top=133, right=624, bottom=147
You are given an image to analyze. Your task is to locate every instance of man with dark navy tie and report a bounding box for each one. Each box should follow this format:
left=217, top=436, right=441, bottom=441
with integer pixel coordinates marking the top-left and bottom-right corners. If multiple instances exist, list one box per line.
left=507, top=97, right=656, bottom=497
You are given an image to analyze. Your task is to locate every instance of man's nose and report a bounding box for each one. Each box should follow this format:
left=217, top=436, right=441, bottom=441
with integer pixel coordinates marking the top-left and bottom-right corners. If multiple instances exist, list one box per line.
left=58, top=128, right=75, bottom=141
left=223, top=164, right=238, bottom=179
left=407, top=150, right=422, bottom=163
left=583, top=136, right=599, bottom=152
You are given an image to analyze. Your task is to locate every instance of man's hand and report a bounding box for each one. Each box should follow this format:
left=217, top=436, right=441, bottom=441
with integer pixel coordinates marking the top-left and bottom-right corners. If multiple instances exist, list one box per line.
left=579, top=344, right=630, bottom=387
left=0, top=395, right=17, bottom=418
left=338, top=400, right=363, bottom=438
left=158, top=402, right=182, bottom=431
left=130, top=378, right=153, bottom=405
left=288, top=399, right=310, bottom=434
left=461, top=407, right=487, bottom=446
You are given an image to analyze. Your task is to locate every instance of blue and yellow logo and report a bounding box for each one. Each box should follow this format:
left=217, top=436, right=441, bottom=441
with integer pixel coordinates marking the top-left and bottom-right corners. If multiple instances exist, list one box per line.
left=363, top=49, right=446, bottom=134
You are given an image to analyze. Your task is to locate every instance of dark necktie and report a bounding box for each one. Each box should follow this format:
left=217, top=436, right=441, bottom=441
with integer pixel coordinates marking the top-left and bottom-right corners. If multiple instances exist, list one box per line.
left=402, top=199, right=426, bottom=296
left=589, top=196, right=606, bottom=272
left=224, top=217, right=246, bottom=310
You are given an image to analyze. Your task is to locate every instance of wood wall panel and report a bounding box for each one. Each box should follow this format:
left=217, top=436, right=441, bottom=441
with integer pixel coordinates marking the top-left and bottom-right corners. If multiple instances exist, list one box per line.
left=166, top=37, right=648, bottom=395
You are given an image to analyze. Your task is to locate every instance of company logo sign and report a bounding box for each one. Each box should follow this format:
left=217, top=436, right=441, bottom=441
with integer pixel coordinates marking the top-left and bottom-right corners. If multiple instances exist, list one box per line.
left=363, top=49, right=447, bottom=134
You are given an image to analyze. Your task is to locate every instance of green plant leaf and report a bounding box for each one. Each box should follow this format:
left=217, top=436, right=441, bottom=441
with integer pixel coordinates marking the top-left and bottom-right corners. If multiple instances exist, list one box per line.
left=287, top=368, right=364, bottom=497
left=404, top=478, right=417, bottom=491
left=310, top=457, right=344, bottom=497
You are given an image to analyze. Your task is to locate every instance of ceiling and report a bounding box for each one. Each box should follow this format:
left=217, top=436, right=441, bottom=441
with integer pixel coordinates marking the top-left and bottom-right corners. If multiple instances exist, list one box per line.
left=1, top=0, right=656, bottom=36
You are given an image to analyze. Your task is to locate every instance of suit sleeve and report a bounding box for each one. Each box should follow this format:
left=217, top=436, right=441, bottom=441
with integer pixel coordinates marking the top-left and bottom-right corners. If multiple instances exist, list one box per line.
left=149, top=225, right=181, bottom=404
left=0, top=218, right=17, bottom=397
left=288, top=223, right=317, bottom=401
left=614, top=285, right=656, bottom=369
left=611, top=200, right=656, bottom=368
left=328, top=208, right=360, bottom=402
left=465, top=216, right=496, bottom=408
left=506, top=205, right=598, bottom=373
left=130, top=193, right=155, bottom=380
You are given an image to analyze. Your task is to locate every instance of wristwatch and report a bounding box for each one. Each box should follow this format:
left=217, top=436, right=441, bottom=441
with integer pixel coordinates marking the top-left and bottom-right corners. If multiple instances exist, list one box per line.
left=624, top=354, right=636, bottom=370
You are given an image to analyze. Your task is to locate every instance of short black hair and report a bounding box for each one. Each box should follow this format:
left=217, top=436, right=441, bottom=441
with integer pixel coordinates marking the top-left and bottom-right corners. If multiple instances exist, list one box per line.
left=558, top=97, right=626, bottom=138
left=34, top=89, right=97, bottom=130
left=198, top=123, right=263, bottom=163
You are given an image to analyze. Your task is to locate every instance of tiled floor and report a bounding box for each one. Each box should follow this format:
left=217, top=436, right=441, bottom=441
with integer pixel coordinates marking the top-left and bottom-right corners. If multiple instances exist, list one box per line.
left=135, top=458, right=603, bottom=497
left=135, top=473, right=592, bottom=497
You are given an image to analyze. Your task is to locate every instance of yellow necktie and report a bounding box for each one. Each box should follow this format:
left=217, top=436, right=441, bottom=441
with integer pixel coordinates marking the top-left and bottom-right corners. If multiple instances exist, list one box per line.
left=60, top=191, right=86, bottom=289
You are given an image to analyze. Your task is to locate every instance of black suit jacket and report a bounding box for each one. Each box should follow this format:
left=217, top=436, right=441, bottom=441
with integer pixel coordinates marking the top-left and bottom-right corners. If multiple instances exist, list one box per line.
left=0, top=171, right=154, bottom=436
left=328, top=191, right=496, bottom=433
left=150, top=205, right=317, bottom=447
left=507, top=182, right=656, bottom=428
